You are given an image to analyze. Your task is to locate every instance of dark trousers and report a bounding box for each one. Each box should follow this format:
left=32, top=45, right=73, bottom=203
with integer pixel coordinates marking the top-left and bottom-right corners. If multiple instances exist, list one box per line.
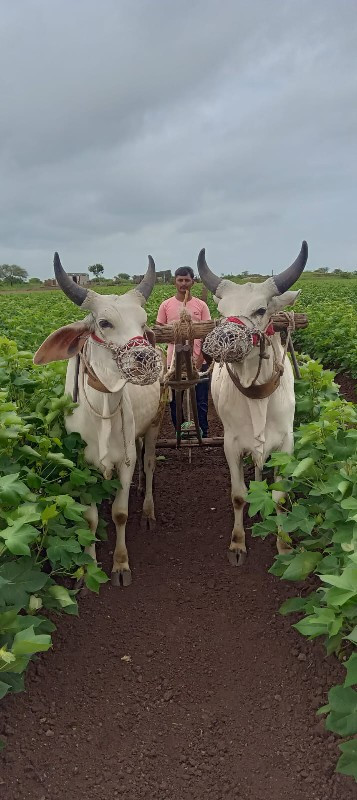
left=169, top=364, right=209, bottom=437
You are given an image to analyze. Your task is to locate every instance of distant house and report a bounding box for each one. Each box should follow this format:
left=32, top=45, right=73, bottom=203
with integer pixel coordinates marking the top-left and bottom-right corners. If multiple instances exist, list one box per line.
left=44, top=272, right=89, bottom=287
left=133, top=269, right=172, bottom=285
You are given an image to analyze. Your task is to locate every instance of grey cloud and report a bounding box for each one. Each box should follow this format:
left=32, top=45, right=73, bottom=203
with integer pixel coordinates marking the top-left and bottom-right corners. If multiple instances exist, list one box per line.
left=0, top=0, right=357, bottom=277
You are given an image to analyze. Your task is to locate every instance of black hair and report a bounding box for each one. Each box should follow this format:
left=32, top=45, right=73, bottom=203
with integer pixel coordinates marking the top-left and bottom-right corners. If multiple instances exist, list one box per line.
left=174, top=266, right=194, bottom=280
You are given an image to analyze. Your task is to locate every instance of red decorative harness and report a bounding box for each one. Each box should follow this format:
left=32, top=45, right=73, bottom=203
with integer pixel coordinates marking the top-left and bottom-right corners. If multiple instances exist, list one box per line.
left=91, top=333, right=150, bottom=348
left=226, top=317, right=275, bottom=346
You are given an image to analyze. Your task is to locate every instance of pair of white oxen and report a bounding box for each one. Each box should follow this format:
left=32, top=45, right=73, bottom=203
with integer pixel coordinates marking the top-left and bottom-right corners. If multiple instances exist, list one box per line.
left=34, top=242, right=308, bottom=586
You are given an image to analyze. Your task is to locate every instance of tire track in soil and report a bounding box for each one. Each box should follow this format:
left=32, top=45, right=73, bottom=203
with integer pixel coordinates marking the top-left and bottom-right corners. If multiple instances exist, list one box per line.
left=1, top=400, right=356, bottom=800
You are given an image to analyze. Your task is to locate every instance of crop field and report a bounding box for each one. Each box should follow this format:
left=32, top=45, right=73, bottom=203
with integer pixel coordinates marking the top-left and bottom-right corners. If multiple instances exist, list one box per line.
left=1, top=277, right=357, bottom=375
left=1, top=277, right=357, bottom=795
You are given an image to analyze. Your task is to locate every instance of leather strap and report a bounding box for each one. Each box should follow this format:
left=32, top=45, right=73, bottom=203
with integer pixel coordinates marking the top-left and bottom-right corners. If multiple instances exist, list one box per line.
left=86, top=367, right=110, bottom=393
left=226, top=363, right=283, bottom=399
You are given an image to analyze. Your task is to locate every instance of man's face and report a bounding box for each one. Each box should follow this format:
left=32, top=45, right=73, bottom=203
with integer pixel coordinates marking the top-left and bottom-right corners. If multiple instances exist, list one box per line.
left=175, top=272, right=194, bottom=295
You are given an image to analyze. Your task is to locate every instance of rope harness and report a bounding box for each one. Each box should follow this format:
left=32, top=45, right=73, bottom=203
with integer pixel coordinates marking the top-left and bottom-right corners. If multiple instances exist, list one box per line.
left=223, top=312, right=296, bottom=399
left=72, top=329, right=161, bottom=467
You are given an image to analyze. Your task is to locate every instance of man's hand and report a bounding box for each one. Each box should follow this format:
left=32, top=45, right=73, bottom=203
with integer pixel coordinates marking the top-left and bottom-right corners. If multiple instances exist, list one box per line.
left=195, top=352, right=204, bottom=370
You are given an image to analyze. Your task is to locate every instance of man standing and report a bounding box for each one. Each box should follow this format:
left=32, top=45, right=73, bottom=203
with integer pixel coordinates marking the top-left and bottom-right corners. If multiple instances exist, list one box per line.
left=156, top=266, right=211, bottom=438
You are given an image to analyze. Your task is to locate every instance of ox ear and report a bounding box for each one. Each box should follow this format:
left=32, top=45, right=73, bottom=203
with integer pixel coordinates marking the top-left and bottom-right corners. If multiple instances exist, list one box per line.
left=33, top=321, right=91, bottom=365
left=269, top=290, right=301, bottom=313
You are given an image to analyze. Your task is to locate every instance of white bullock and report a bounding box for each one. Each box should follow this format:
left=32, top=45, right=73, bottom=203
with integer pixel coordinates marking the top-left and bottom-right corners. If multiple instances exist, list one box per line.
left=34, top=255, right=161, bottom=586
left=198, top=242, right=308, bottom=565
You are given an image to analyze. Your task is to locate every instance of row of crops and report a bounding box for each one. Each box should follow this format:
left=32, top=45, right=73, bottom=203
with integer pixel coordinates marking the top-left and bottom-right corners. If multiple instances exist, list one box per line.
left=0, top=279, right=357, bottom=779
left=0, top=277, right=356, bottom=375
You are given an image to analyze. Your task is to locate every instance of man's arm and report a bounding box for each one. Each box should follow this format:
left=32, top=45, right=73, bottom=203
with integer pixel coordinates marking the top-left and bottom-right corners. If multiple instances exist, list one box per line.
left=156, top=300, right=167, bottom=325
left=200, top=300, right=211, bottom=322
left=195, top=300, right=211, bottom=368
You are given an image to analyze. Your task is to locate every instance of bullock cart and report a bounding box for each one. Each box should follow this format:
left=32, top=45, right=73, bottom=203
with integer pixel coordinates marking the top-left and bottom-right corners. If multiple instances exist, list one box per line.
left=153, top=311, right=308, bottom=449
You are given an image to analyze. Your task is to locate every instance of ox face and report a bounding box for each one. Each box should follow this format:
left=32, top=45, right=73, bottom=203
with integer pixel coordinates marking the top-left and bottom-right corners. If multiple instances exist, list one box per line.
left=215, top=279, right=301, bottom=333
left=84, top=291, right=148, bottom=347
left=197, top=242, right=308, bottom=333
left=33, top=254, right=157, bottom=386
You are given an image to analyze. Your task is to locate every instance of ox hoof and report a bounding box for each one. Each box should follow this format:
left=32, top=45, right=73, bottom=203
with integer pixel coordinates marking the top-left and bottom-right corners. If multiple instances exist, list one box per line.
left=111, top=569, right=132, bottom=588
left=141, top=515, right=156, bottom=532
left=227, top=548, right=247, bottom=567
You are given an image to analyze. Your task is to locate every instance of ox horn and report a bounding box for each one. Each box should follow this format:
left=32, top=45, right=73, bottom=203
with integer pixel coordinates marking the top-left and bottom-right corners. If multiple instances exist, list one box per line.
left=273, top=241, right=308, bottom=294
left=136, top=255, right=156, bottom=301
left=54, top=252, right=88, bottom=306
left=197, top=248, right=221, bottom=295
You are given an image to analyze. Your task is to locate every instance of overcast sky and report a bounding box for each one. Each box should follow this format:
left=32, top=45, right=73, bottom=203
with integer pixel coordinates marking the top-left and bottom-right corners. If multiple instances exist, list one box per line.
left=1, top=0, right=356, bottom=279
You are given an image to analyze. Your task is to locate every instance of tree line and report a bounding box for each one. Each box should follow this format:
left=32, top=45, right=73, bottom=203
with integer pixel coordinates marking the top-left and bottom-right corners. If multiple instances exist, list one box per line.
left=1, top=262, right=357, bottom=287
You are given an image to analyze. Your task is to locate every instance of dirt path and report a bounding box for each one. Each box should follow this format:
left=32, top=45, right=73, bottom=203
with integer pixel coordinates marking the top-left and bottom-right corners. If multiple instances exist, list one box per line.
left=1, top=403, right=356, bottom=800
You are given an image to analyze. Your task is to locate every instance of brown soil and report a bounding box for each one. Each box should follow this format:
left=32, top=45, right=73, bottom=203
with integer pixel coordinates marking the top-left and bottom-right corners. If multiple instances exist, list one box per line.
left=1, top=399, right=356, bottom=800
left=335, top=372, right=357, bottom=403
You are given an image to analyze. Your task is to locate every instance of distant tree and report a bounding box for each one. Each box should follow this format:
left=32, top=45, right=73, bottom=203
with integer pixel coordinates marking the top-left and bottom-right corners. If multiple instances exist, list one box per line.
left=88, top=264, right=104, bottom=279
left=117, top=272, right=130, bottom=280
left=0, top=264, right=28, bottom=285
left=28, top=278, right=42, bottom=285
left=241, top=270, right=249, bottom=277
left=313, top=267, right=329, bottom=274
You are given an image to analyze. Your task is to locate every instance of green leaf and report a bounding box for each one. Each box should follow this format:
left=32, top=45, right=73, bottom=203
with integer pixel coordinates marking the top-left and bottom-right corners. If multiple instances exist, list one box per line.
left=0, top=520, right=40, bottom=556
left=45, top=585, right=78, bottom=614
left=279, top=505, right=315, bottom=536
left=0, top=680, right=11, bottom=699
left=292, top=457, right=315, bottom=478
left=344, top=653, right=357, bottom=688
left=84, top=563, right=109, bottom=593
left=337, top=739, right=357, bottom=779
left=266, top=452, right=294, bottom=468
left=46, top=451, right=74, bottom=468
left=0, top=473, right=32, bottom=507
left=41, top=503, right=58, bottom=524
left=12, top=625, right=52, bottom=656
left=268, top=552, right=295, bottom=577
left=293, top=616, right=328, bottom=638
left=251, top=516, right=278, bottom=539
left=320, top=567, right=357, bottom=592
left=325, top=685, right=357, bottom=736
left=282, top=551, right=322, bottom=581
left=246, top=480, right=276, bottom=518
left=76, top=528, right=95, bottom=547
left=279, top=596, right=309, bottom=615
left=347, top=625, right=357, bottom=644
left=0, top=672, right=24, bottom=693
left=0, top=559, right=49, bottom=607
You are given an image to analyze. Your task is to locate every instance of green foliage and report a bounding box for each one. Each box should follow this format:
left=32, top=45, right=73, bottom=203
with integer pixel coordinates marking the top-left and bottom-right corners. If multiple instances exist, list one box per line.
left=0, top=284, right=216, bottom=352
left=0, top=265, right=28, bottom=285
left=88, top=264, right=104, bottom=278
left=0, top=336, right=118, bottom=721
left=293, top=278, right=357, bottom=376
left=1, top=280, right=357, bottom=780
left=247, top=358, right=357, bottom=781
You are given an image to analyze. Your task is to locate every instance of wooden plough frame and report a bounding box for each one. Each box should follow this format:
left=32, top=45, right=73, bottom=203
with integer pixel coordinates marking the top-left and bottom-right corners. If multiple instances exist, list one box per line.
left=153, top=312, right=308, bottom=450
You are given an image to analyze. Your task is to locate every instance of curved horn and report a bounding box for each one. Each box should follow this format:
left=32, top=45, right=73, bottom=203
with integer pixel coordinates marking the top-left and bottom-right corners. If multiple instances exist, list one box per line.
left=197, top=248, right=221, bottom=295
left=273, top=241, right=308, bottom=294
left=136, top=255, right=156, bottom=301
left=54, top=253, right=88, bottom=306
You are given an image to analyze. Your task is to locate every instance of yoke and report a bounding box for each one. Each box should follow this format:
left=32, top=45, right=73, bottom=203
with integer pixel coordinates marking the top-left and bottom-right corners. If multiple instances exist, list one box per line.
left=154, top=310, right=308, bottom=450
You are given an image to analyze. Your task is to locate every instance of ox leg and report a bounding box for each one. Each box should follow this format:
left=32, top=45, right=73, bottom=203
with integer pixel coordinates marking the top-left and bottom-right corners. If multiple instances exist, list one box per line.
left=111, top=456, right=136, bottom=587
left=272, top=434, right=294, bottom=555
left=141, top=423, right=158, bottom=531
left=136, top=438, right=145, bottom=496
left=254, top=466, right=262, bottom=481
left=224, top=437, right=247, bottom=567
left=84, top=503, right=98, bottom=563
